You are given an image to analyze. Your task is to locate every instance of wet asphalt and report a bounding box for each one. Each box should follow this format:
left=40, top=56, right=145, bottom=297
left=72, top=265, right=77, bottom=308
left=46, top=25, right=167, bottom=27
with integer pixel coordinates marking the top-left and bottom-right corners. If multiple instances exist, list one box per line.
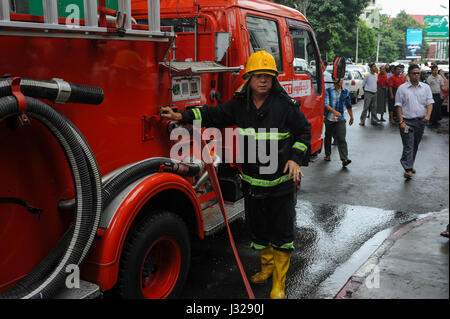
left=180, top=99, right=449, bottom=299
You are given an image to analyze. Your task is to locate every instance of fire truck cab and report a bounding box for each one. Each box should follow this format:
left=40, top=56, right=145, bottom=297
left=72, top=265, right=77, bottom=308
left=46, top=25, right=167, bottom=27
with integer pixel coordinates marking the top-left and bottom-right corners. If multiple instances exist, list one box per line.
left=0, top=0, right=323, bottom=299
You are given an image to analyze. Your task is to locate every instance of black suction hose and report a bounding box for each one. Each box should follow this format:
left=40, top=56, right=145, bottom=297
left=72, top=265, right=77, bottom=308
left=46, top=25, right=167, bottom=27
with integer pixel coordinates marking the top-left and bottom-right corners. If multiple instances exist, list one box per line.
left=0, top=77, right=202, bottom=298
left=102, top=158, right=202, bottom=208
left=0, top=78, right=104, bottom=105
left=0, top=95, right=102, bottom=299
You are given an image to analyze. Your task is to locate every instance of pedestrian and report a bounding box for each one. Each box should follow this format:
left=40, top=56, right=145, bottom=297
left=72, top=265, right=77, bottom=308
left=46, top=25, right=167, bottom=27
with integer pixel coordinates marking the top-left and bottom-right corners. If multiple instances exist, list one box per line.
left=323, top=76, right=354, bottom=167
left=160, top=50, right=311, bottom=299
left=360, top=62, right=380, bottom=125
left=426, top=65, right=445, bottom=127
left=377, top=65, right=388, bottom=121
left=322, top=61, right=337, bottom=145
left=395, top=64, right=434, bottom=179
left=387, top=65, right=394, bottom=79
left=440, top=71, right=449, bottom=115
left=420, top=70, right=428, bottom=83
left=388, top=65, right=406, bottom=124
left=400, top=64, right=406, bottom=78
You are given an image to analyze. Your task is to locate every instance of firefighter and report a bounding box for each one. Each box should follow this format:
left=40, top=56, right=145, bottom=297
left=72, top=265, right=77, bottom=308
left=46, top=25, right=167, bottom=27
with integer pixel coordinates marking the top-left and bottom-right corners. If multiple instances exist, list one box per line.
left=160, top=50, right=311, bottom=299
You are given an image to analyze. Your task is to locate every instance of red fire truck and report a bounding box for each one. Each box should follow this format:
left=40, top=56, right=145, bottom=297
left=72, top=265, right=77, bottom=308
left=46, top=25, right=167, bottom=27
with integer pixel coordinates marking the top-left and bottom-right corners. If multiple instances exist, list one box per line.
left=0, top=0, right=324, bottom=299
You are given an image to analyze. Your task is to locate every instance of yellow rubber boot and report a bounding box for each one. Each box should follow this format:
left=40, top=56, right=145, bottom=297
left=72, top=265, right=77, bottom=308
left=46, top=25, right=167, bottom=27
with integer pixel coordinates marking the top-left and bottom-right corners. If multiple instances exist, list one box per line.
left=250, top=247, right=274, bottom=284
left=270, top=249, right=291, bottom=299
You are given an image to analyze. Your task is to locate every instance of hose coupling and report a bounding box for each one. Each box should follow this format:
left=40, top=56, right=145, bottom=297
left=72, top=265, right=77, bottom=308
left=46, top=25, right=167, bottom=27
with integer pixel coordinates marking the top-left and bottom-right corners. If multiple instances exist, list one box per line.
left=52, top=78, right=72, bottom=104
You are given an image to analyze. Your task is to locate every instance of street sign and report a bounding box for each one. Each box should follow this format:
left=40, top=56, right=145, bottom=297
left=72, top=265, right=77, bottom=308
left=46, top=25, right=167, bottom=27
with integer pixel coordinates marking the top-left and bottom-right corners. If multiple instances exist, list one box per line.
left=424, top=16, right=449, bottom=40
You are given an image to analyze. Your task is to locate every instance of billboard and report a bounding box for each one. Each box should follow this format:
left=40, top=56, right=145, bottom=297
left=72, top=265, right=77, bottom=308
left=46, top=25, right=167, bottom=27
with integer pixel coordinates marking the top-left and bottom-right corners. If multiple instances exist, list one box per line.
left=424, top=16, right=449, bottom=40
left=406, top=29, right=423, bottom=59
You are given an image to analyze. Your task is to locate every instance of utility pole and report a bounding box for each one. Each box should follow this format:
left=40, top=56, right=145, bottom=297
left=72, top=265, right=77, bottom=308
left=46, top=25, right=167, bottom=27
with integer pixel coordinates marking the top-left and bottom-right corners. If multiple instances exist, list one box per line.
left=376, top=33, right=380, bottom=63
left=374, top=9, right=380, bottom=63
left=356, top=25, right=359, bottom=64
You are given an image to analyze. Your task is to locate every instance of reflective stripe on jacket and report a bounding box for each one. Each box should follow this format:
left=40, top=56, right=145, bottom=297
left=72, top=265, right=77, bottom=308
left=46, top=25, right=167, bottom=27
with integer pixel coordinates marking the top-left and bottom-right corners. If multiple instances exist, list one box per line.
left=181, top=91, right=311, bottom=197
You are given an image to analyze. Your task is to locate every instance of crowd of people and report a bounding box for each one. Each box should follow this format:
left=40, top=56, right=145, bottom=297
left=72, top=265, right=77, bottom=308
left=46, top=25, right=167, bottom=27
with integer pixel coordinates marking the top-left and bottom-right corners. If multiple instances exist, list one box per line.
left=322, top=61, right=449, bottom=177
left=358, top=62, right=449, bottom=127
left=323, top=61, right=449, bottom=238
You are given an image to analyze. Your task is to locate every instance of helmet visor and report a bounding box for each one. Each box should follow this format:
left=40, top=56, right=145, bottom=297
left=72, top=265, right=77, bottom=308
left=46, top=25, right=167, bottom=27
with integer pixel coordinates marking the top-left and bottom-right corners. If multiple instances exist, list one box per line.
left=243, top=69, right=278, bottom=79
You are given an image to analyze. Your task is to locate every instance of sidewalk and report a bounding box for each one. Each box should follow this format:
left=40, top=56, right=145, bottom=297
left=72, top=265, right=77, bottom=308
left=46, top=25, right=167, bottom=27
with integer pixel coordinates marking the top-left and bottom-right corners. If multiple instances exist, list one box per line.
left=335, top=210, right=449, bottom=299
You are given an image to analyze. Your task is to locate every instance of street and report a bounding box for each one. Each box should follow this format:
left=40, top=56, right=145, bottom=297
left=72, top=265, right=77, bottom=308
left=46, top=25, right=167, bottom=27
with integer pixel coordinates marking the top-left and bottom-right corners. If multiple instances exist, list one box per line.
left=180, top=99, right=449, bottom=299
left=1, top=0, right=448, bottom=304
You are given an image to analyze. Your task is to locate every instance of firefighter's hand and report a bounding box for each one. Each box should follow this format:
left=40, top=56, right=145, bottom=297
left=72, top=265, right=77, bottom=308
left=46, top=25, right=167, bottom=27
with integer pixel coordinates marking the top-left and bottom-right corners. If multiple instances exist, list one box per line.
left=160, top=106, right=182, bottom=121
left=283, top=160, right=304, bottom=183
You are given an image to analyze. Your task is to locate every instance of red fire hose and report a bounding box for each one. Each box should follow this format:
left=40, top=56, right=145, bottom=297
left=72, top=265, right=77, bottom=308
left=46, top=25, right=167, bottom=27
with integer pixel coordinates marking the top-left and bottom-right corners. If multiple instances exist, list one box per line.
left=200, top=138, right=255, bottom=299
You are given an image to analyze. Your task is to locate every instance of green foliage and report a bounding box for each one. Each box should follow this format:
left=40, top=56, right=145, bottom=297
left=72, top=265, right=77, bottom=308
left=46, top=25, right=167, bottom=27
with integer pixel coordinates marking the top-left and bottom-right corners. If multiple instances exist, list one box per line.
left=273, top=0, right=371, bottom=62
left=357, top=20, right=377, bottom=61
left=271, top=1, right=429, bottom=63
left=378, top=11, right=429, bottom=62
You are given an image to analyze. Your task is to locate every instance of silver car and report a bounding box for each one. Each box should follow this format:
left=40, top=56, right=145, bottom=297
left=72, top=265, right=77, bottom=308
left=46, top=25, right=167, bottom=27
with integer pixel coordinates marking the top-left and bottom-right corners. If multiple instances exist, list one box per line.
left=343, top=70, right=364, bottom=104
left=347, top=64, right=370, bottom=78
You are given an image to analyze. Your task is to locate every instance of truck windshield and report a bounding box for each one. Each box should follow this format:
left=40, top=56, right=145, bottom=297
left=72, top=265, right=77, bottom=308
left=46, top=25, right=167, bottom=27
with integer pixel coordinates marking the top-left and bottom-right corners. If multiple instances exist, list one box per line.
left=136, top=18, right=196, bottom=32
left=288, top=26, right=322, bottom=95
left=160, top=18, right=195, bottom=32
left=246, top=15, right=283, bottom=74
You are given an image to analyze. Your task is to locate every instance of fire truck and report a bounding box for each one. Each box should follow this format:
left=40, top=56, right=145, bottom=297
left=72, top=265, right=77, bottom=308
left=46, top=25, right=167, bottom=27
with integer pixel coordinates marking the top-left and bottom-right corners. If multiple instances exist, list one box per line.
left=0, top=0, right=324, bottom=299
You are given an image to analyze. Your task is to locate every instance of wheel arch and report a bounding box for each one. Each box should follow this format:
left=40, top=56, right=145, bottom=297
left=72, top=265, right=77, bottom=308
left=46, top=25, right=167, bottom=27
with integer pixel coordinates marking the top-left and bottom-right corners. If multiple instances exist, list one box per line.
left=129, top=188, right=202, bottom=240
left=82, top=173, right=203, bottom=292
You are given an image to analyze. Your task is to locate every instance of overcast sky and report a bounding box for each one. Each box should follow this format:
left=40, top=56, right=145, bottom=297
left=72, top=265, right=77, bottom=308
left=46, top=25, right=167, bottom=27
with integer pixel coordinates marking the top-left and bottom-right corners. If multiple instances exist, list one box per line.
left=376, top=0, right=449, bottom=17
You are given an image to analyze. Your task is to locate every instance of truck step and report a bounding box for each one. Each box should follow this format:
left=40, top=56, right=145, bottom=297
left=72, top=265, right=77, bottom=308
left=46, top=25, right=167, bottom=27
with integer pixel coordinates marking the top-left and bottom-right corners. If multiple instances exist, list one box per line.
left=53, top=280, right=102, bottom=299
left=202, top=198, right=245, bottom=236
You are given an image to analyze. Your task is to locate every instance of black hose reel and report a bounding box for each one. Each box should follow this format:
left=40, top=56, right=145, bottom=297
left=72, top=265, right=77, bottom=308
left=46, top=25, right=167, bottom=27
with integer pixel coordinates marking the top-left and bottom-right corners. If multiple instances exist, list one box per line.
left=0, top=77, right=103, bottom=299
left=0, top=77, right=205, bottom=299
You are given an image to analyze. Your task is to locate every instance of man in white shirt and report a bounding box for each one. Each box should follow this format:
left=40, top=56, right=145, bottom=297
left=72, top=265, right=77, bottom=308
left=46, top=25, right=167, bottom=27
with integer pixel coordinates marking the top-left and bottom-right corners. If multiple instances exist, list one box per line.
left=360, top=62, right=380, bottom=125
left=426, top=65, right=445, bottom=126
left=395, top=64, right=434, bottom=179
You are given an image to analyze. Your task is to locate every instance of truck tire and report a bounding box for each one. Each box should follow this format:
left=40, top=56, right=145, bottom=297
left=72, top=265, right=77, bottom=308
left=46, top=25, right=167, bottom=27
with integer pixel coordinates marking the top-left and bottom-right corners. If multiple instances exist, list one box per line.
left=117, top=211, right=191, bottom=299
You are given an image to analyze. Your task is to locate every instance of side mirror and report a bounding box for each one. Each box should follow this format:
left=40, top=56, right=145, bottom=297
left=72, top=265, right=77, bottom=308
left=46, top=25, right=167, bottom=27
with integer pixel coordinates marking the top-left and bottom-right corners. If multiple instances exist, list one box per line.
left=332, top=56, right=346, bottom=80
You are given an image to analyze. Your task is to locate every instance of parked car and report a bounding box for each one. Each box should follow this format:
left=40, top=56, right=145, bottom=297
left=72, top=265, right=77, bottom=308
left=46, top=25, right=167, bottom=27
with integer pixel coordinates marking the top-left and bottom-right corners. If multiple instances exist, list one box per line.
left=343, top=70, right=364, bottom=104
left=325, top=65, right=363, bottom=104
left=347, top=64, right=370, bottom=77
left=293, top=57, right=309, bottom=72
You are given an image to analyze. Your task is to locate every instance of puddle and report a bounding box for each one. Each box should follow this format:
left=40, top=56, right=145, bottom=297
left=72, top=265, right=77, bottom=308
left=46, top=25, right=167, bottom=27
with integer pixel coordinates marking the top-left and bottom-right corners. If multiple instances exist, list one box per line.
left=287, top=200, right=418, bottom=298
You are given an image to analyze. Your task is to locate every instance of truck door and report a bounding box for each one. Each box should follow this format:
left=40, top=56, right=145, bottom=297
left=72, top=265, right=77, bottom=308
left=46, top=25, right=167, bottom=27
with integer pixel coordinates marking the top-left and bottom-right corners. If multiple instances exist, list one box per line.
left=244, top=14, right=285, bottom=80
left=285, top=18, right=324, bottom=155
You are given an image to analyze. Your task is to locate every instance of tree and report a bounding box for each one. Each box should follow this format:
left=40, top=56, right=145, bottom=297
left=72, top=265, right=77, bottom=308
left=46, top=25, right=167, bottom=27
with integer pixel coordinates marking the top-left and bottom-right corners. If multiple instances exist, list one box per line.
left=377, top=10, right=429, bottom=62
left=377, top=14, right=404, bottom=62
left=272, top=0, right=371, bottom=62
left=357, top=20, right=377, bottom=61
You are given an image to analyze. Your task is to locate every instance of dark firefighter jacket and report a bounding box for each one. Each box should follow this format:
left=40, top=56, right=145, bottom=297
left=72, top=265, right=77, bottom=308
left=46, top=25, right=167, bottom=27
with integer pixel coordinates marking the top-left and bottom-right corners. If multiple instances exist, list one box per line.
left=180, top=89, right=311, bottom=198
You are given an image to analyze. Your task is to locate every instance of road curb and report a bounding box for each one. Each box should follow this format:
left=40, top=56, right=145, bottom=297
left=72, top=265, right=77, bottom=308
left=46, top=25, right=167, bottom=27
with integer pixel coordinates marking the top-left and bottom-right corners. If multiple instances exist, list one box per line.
left=333, top=214, right=436, bottom=299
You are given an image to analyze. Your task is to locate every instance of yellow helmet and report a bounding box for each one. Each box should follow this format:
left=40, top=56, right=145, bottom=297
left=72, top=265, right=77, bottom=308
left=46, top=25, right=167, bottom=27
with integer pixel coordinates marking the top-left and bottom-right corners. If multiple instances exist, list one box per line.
left=243, top=50, right=278, bottom=79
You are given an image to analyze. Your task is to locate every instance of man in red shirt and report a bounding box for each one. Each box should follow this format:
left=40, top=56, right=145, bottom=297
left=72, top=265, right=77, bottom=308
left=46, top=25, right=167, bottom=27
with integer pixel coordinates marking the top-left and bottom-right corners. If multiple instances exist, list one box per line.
left=388, top=65, right=406, bottom=124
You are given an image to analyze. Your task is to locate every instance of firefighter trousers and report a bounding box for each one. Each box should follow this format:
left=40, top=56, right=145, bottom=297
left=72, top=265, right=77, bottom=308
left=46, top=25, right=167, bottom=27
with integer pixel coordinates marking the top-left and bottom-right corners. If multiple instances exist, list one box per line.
left=245, top=191, right=296, bottom=252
